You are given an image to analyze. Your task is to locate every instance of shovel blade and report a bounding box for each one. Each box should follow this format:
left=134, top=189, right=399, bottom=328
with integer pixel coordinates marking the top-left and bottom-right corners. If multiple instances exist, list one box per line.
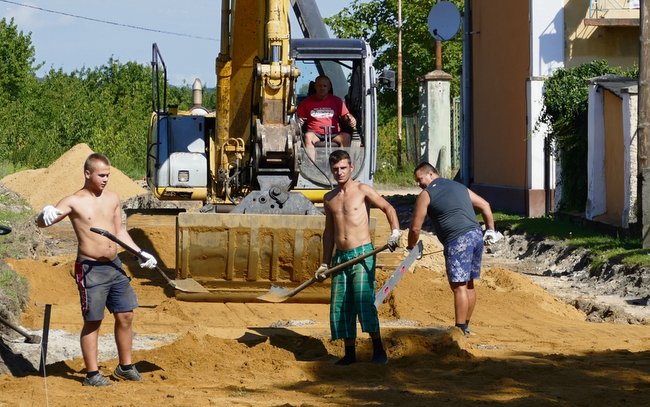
left=256, top=285, right=293, bottom=303
left=171, top=278, right=211, bottom=293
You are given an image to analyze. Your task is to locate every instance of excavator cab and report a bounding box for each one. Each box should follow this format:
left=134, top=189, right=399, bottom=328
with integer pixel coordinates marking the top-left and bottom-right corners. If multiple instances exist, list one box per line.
left=291, top=38, right=378, bottom=196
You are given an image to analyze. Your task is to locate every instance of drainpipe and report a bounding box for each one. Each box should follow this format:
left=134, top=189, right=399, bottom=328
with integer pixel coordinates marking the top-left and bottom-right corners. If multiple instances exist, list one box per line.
left=461, top=0, right=473, bottom=186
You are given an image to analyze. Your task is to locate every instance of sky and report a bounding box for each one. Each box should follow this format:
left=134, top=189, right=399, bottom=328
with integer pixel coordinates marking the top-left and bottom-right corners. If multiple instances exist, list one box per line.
left=0, top=0, right=355, bottom=87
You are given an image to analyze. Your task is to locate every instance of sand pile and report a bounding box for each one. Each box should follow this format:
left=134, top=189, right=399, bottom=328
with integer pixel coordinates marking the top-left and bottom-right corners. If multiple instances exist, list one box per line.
left=0, top=144, right=146, bottom=211
left=3, top=235, right=650, bottom=406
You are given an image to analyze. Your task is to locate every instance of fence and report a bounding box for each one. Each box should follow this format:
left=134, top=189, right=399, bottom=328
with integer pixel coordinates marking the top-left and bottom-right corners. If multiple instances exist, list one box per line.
left=589, top=0, right=640, bottom=18
left=403, top=115, right=420, bottom=163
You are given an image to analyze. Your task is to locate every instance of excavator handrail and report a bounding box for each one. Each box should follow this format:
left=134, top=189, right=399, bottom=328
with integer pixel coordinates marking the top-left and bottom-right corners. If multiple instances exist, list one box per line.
left=151, top=43, right=168, bottom=114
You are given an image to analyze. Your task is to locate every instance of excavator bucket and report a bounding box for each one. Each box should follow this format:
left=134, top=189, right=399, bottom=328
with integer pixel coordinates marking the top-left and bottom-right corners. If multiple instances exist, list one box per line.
left=173, top=212, right=376, bottom=302
left=174, top=212, right=323, bottom=301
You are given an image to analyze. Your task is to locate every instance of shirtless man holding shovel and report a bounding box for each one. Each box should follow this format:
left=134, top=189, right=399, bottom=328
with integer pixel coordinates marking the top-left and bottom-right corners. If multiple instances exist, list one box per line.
left=315, top=150, right=401, bottom=365
left=36, top=153, right=158, bottom=386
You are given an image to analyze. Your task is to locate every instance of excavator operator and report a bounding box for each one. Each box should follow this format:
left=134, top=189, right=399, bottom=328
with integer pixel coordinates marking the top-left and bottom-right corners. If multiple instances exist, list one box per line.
left=297, top=75, right=357, bottom=161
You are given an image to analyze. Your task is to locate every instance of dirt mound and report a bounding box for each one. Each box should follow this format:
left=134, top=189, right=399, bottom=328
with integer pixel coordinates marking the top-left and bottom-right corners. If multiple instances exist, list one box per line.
left=484, top=232, right=650, bottom=323
left=1, top=143, right=146, bottom=212
left=2, top=240, right=650, bottom=405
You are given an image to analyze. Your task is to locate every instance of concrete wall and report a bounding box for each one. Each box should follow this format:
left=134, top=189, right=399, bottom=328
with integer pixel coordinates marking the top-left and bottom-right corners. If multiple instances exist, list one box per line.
left=528, top=1, right=564, bottom=216
left=419, top=72, right=453, bottom=178
left=623, top=88, right=638, bottom=225
left=471, top=0, right=528, bottom=188
left=470, top=0, right=563, bottom=216
left=586, top=83, right=606, bottom=219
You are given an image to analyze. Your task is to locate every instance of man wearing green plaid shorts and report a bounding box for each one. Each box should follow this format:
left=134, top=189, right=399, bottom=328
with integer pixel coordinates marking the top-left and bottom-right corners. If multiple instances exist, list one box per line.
left=315, top=150, right=401, bottom=365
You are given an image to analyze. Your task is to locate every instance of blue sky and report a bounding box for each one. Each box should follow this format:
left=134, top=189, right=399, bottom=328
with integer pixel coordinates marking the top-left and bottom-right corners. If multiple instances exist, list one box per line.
left=0, top=0, right=355, bottom=87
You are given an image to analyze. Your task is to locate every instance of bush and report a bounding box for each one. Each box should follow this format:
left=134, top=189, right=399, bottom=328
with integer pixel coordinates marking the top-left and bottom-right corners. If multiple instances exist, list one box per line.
left=374, top=116, right=416, bottom=185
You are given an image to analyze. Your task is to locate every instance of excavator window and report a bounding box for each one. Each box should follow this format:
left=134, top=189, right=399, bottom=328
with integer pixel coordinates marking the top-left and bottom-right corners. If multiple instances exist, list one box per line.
left=293, top=57, right=368, bottom=186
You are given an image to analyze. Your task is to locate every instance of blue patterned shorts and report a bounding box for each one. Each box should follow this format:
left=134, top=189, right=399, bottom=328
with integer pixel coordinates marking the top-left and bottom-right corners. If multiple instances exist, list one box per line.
left=444, top=228, right=483, bottom=283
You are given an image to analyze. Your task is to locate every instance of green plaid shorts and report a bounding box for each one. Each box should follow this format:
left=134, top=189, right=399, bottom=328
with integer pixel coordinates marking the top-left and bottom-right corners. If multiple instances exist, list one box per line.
left=329, top=243, right=380, bottom=340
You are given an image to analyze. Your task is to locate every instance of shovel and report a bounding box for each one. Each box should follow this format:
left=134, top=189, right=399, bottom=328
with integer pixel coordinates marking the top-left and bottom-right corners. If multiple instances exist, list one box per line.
left=257, top=244, right=389, bottom=303
left=90, top=227, right=210, bottom=293
left=0, top=314, right=41, bottom=344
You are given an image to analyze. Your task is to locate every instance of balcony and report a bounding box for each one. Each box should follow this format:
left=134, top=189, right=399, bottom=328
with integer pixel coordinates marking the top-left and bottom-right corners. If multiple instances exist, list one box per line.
left=585, top=0, right=640, bottom=26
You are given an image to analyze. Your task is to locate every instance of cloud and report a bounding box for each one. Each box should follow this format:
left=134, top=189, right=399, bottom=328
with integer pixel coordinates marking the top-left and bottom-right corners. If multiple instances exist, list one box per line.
left=1, top=2, right=73, bottom=31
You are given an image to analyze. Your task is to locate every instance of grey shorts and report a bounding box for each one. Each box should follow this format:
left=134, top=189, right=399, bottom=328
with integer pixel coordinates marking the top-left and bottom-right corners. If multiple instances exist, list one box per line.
left=444, top=228, right=484, bottom=283
left=74, top=257, right=138, bottom=321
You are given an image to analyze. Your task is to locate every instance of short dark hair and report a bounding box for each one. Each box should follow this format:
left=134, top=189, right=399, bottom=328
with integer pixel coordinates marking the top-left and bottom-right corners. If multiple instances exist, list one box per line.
left=84, top=153, right=110, bottom=172
left=315, top=75, right=332, bottom=87
left=329, top=149, right=351, bottom=166
left=414, top=161, right=438, bottom=175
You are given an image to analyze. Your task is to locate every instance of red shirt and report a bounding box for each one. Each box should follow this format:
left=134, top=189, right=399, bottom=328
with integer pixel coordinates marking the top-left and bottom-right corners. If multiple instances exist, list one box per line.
left=297, top=94, right=350, bottom=135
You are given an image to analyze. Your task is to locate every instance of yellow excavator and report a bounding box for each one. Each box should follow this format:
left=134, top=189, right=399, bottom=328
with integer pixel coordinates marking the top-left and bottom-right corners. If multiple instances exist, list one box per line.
left=145, top=0, right=394, bottom=301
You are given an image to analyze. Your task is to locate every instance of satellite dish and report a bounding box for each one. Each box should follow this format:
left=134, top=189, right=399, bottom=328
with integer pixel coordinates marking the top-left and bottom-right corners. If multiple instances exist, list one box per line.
left=428, top=1, right=461, bottom=41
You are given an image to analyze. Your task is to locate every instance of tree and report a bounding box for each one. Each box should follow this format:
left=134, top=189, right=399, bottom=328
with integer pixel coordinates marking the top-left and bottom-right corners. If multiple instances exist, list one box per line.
left=325, top=0, right=463, bottom=117
left=0, top=18, right=41, bottom=168
left=0, top=18, right=41, bottom=101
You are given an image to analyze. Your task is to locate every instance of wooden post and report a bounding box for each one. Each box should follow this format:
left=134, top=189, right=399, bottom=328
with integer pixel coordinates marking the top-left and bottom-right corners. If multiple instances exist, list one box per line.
left=640, top=0, right=650, bottom=247
left=397, top=0, right=403, bottom=169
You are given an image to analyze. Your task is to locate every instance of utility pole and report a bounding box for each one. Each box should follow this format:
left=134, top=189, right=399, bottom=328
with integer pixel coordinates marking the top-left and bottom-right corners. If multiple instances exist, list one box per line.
left=640, top=0, right=650, bottom=247
left=396, top=0, right=403, bottom=169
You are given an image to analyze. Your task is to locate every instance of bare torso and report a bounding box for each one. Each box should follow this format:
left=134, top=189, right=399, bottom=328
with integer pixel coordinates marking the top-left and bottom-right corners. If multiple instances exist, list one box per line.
left=62, top=189, right=121, bottom=261
left=324, top=181, right=373, bottom=251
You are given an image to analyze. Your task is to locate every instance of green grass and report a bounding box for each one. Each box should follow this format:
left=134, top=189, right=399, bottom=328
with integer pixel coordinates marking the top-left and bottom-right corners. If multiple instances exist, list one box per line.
left=0, top=195, right=32, bottom=225
left=0, top=268, right=27, bottom=302
left=0, top=189, right=33, bottom=258
left=494, top=212, right=650, bottom=269
left=0, top=161, right=27, bottom=180
left=374, top=161, right=417, bottom=186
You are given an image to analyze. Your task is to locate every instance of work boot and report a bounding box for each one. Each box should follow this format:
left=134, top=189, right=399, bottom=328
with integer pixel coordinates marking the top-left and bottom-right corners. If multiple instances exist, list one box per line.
left=112, top=364, right=143, bottom=381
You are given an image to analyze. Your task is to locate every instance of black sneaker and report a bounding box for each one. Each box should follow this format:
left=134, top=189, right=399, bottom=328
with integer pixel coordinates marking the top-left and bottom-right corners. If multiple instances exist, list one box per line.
left=82, top=374, right=112, bottom=387
left=112, top=365, right=143, bottom=382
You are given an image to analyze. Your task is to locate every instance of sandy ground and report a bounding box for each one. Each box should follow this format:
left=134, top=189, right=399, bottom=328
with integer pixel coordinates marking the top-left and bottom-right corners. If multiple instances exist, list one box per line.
left=1, top=207, right=650, bottom=407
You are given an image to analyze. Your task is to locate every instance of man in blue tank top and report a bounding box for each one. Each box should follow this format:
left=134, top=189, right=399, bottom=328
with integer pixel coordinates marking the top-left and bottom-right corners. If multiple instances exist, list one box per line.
left=407, top=162, right=497, bottom=336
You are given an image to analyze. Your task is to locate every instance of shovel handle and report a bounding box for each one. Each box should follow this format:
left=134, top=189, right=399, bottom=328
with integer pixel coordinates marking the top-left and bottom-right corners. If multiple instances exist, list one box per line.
left=90, top=227, right=144, bottom=260
left=287, top=244, right=389, bottom=298
left=90, top=227, right=173, bottom=285
left=0, top=314, right=41, bottom=344
left=322, top=244, right=389, bottom=278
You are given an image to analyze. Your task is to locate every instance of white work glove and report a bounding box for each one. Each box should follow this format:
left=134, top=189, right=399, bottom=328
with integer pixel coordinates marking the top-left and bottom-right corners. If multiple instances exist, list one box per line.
left=138, top=251, right=158, bottom=269
left=314, top=263, right=328, bottom=282
left=483, top=229, right=503, bottom=245
left=387, top=229, right=401, bottom=252
left=41, top=205, right=62, bottom=226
